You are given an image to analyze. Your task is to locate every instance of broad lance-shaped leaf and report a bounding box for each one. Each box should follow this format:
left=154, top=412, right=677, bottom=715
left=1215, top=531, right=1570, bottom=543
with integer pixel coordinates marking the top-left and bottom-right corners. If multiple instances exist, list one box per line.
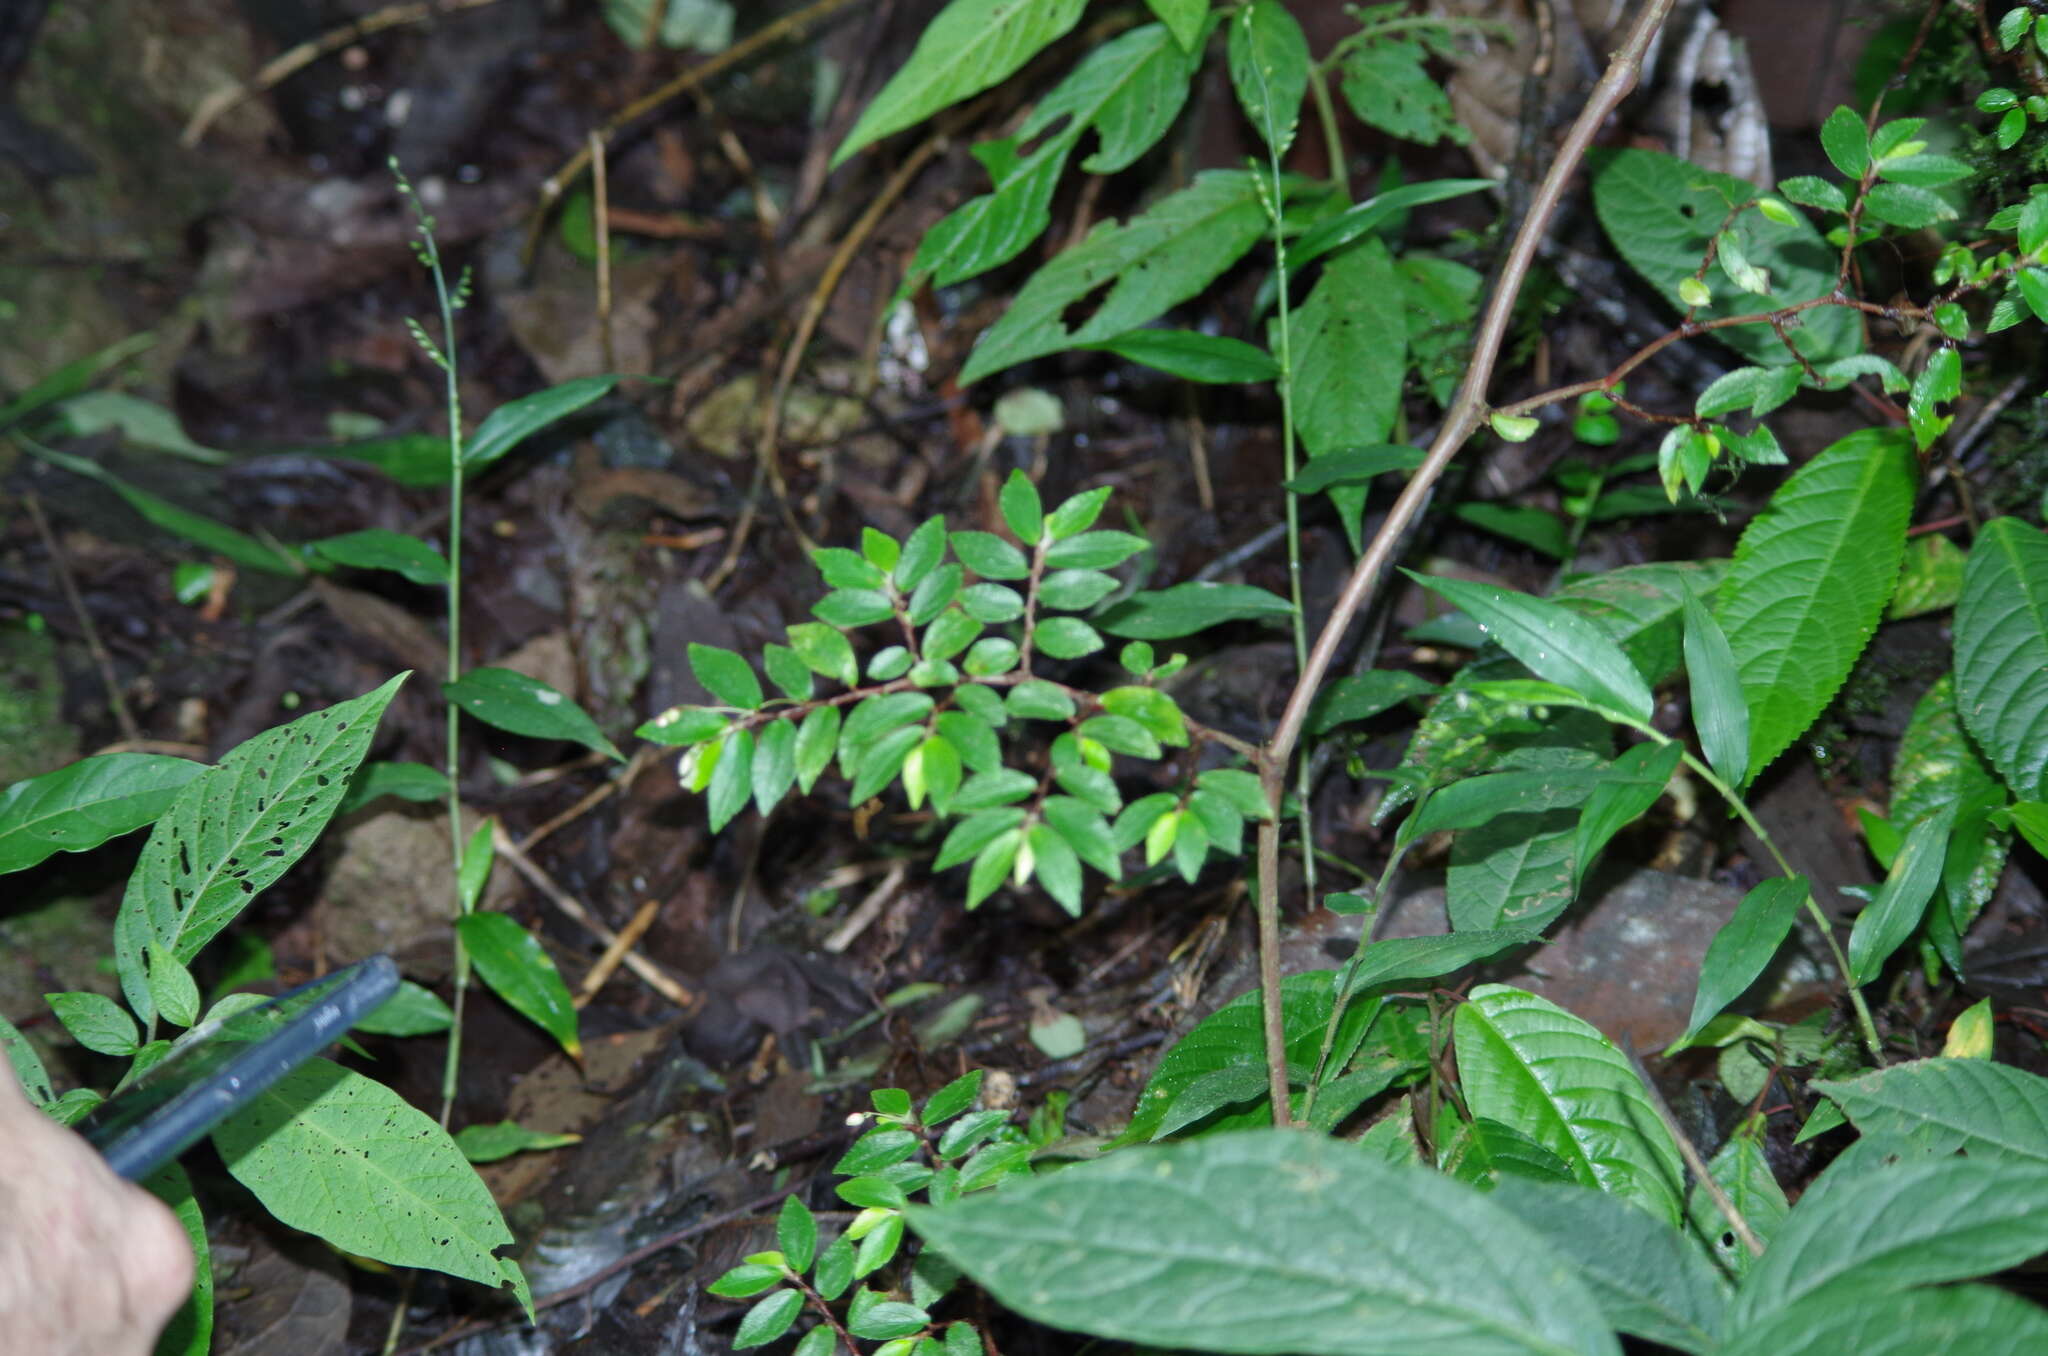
left=1718, top=1282, right=2048, bottom=1356
left=462, top=375, right=619, bottom=470
left=1715, top=429, right=1915, bottom=783
left=960, top=171, right=1268, bottom=384
left=831, top=0, right=1087, bottom=168
left=444, top=667, right=623, bottom=761
left=1811, top=1056, right=2048, bottom=1163
left=910, top=1130, right=1621, bottom=1356
left=0, top=753, right=207, bottom=874
left=1847, top=805, right=1952, bottom=985
left=1679, top=876, right=1808, bottom=1044
left=1490, top=1178, right=1728, bottom=1354
left=1407, top=572, right=1654, bottom=720
left=1731, top=1155, right=2048, bottom=1331
left=1292, top=235, right=1407, bottom=549
left=456, top=911, right=580, bottom=1060
left=115, top=676, right=405, bottom=1024
left=1453, top=985, right=1686, bottom=1226
left=1954, top=515, right=2048, bottom=800
left=213, top=1058, right=530, bottom=1313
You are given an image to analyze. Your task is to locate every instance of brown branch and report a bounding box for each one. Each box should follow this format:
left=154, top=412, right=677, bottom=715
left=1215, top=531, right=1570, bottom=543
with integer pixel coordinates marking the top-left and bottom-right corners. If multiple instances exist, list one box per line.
left=1249, top=0, right=1682, bottom=1127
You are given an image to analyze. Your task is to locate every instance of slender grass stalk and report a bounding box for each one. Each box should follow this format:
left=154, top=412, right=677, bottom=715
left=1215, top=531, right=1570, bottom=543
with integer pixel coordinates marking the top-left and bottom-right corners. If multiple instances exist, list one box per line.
left=390, top=160, right=475, bottom=1127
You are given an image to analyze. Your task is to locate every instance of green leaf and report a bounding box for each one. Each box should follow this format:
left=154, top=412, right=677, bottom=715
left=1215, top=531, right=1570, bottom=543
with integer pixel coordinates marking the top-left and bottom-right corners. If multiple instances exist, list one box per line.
left=1679, top=876, right=1808, bottom=1043
left=1715, top=429, right=1915, bottom=782
left=966, top=827, right=1024, bottom=907
left=1720, top=1283, right=2048, bottom=1356
left=1733, top=1156, right=2048, bottom=1330
left=1810, top=1057, right=2048, bottom=1162
left=46, top=990, right=141, bottom=1056
left=0, top=753, right=206, bottom=874
left=814, top=588, right=896, bottom=627
left=687, top=642, right=765, bottom=710
left=935, top=711, right=1001, bottom=775
left=950, top=531, right=1030, bottom=580
left=734, top=1288, right=804, bottom=1348
left=1045, top=488, right=1113, bottom=540
left=895, top=515, right=948, bottom=591
left=1847, top=807, right=1953, bottom=985
left=761, top=644, right=814, bottom=702
left=1553, top=560, right=1729, bottom=687
left=1894, top=674, right=2007, bottom=943
left=1337, top=36, right=1468, bottom=146
left=1955, top=516, right=2048, bottom=800
left=1591, top=149, right=1860, bottom=365
left=998, top=470, right=1043, bottom=545
left=114, top=675, right=404, bottom=1024
left=354, top=980, right=453, bottom=1036
left=1776, top=175, right=1848, bottom=213
left=145, top=940, right=201, bottom=1026
left=922, top=607, right=984, bottom=663
left=1042, top=529, right=1148, bottom=569
left=832, top=0, right=1087, bottom=168
left=1454, top=504, right=1568, bottom=559
left=787, top=622, right=859, bottom=688
left=457, top=818, right=495, bottom=913
left=1572, top=742, right=1683, bottom=889
left=1412, top=768, right=1612, bottom=835
left=1307, top=670, right=1436, bottom=734
left=1291, top=179, right=1495, bottom=272
left=309, top=529, right=450, bottom=586
left=707, top=729, right=755, bottom=830
left=462, top=375, right=619, bottom=469
left=1454, top=984, right=1686, bottom=1225
left=1228, top=0, right=1307, bottom=155
left=1681, top=585, right=1749, bottom=787
left=1033, top=616, right=1104, bottom=660
left=961, top=172, right=1268, bottom=384
left=851, top=725, right=924, bottom=804
left=1490, top=1179, right=1728, bottom=1354
left=1145, top=0, right=1206, bottom=51
left=1282, top=443, right=1425, bottom=493
left=908, top=1130, right=1620, bottom=1355
left=1407, top=573, right=1654, bottom=720
left=1291, top=237, right=1406, bottom=548
left=1195, top=768, right=1268, bottom=819
left=1695, top=365, right=1803, bottom=420
left=814, top=546, right=886, bottom=590
left=214, top=1058, right=524, bottom=1299
left=445, top=668, right=623, bottom=761
left=1005, top=680, right=1075, bottom=721
left=1080, top=329, right=1277, bottom=383
left=1096, top=581, right=1293, bottom=639
left=338, top=758, right=451, bottom=814
left=1337, top=928, right=1542, bottom=1002
left=936, top=807, right=1026, bottom=869
left=29, top=444, right=302, bottom=576
left=1865, top=181, right=1958, bottom=229
left=1035, top=568, right=1119, bottom=612
left=454, top=1119, right=583, bottom=1163
left=456, top=912, right=580, bottom=1059
left=1818, top=105, right=1870, bottom=178
left=0, top=332, right=157, bottom=430
left=635, top=705, right=727, bottom=747
left=1690, top=1117, right=1785, bottom=1279
left=752, top=718, right=799, bottom=814
left=1447, top=809, right=1581, bottom=933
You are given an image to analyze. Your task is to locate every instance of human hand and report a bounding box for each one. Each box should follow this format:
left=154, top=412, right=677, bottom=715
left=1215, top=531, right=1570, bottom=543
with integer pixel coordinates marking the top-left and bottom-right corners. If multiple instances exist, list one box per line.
left=0, top=1060, right=194, bottom=1356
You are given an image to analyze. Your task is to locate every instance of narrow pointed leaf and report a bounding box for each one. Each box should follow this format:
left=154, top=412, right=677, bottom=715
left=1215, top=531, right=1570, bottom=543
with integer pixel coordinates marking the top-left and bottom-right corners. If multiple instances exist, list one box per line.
left=1680, top=876, right=1808, bottom=1042
left=1407, top=573, right=1653, bottom=720
left=456, top=911, right=580, bottom=1059
left=1681, top=586, right=1748, bottom=787
left=1847, top=806, right=1953, bottom=985
left=445, top=668, right=623, bottom=760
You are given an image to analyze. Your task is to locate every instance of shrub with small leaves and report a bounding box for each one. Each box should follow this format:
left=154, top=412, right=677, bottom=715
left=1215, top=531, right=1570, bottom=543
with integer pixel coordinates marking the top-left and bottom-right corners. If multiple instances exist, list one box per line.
left=640, top=473, right=1273, bottom=913
left=709, top=1071, right=1018, bottom=1352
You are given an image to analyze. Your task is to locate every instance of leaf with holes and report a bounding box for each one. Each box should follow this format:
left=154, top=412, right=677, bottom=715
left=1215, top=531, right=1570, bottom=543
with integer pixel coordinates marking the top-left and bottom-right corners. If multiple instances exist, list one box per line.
left=214, top=1058, right=529, bottom=1311
left=0, top=754, right=207, bottom=875
left=1454, top=985, right=1685, bottom=1226
left=1955, top=516, right=2048, bottom=800
left=113, top=675, right=404, bottom=1024
left=961, top=171, right=1268, bottom=384
left=1715, top=429, right=1915, bottom=783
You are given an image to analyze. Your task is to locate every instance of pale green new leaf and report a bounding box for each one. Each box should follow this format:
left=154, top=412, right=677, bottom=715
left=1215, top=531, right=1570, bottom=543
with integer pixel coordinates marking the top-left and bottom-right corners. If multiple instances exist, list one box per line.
left=214, top=1058, right=528, bottom=1309
left=1732, top=1156, right=2048, bottom=1329
left=1715, top=429, right=1916, bottom=782
left=909, top=1131, right=1620, bottom=1355
left=1453, top=985, right=1686, bottom=1226
left=833, top=0, right=1088, bottom=167
left=0, top=753, right=206, bottom=874
left=114, top=675, right=404, bottom=1024
left=1954, top=516, right=2048, bottom=800
left=960, top=171, right=1267, bottom=383
left=1810, top=1057, right=2048, bottom=1163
